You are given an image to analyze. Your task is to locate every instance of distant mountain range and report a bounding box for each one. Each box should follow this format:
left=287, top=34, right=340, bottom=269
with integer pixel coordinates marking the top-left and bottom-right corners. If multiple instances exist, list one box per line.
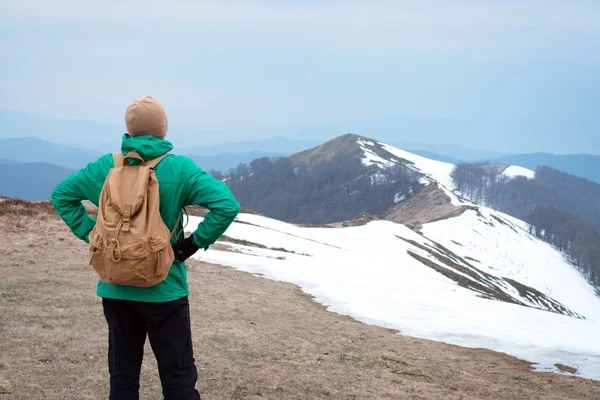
left=0, top=162, right=75, bottom=201
left=3, top=108, right=598, bottom=180
left=0, top=137, right=281, bottom=173
left=1, top=135, right=600, bottom=201
left=0, top=108, right=122, bottom=150
left=1, top=107, right=599, bottom=202
left=0, top=137, right=102, bottom=170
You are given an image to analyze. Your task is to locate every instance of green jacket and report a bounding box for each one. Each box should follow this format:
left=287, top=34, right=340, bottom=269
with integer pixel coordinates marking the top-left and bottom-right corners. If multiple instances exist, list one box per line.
left=51, top=134, right=240, bottom=303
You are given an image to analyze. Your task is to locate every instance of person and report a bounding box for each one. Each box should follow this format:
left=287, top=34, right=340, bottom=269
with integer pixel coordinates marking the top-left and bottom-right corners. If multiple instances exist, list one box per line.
left=51, top=95, right=240, bottom=400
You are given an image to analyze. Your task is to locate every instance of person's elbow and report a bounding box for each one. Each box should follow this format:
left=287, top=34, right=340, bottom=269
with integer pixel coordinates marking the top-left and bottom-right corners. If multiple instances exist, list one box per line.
left=50, top=182, right=66, bottom=212
left=226, top=196, right=241, bottom=219
left=214, top=195, right=240, bottom=224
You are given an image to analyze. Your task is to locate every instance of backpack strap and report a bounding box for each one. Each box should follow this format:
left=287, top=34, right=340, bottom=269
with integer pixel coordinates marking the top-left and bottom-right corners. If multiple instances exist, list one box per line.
left=170, top=208, right=187, bottom=242
left=123, top=152, right=145, bottom=166
left=112, top=152, right=171, bottom=168
left=113, top=152, right=125, bottom=167
left=146, top=153, right=171, bottom=169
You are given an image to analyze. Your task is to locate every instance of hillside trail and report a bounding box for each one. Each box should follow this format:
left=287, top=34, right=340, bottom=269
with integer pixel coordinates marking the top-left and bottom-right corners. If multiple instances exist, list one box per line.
left=1, top=207, right=599, bottom=399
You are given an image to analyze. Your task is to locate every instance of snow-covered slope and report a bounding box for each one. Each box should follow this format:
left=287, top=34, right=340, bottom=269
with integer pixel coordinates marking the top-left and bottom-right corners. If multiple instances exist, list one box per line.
left=421, top=208, right=600, bottom=320
left=185, top=138, right=598, bottom=379
left=355, top=138, right=534, bottom=206
left=188, top=208, right=600, bottom=380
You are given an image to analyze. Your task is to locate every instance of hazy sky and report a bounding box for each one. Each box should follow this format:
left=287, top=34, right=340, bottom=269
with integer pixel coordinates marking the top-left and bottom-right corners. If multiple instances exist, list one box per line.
left=1, top=1, right=599, bottom=153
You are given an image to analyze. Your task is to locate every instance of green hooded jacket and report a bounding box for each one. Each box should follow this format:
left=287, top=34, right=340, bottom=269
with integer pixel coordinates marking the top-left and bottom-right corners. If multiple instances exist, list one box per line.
left=51, top=134, right=240, bottom=303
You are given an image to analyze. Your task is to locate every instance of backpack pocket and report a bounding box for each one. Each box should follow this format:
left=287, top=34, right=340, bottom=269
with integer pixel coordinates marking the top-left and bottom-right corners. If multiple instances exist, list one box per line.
left=103, top=238, right=172, bottom=287
left=149, top=236, right=175, bottom=281
left=89, top=238, right=107, bottom=281
left=107, top=240, right=153, bottom=286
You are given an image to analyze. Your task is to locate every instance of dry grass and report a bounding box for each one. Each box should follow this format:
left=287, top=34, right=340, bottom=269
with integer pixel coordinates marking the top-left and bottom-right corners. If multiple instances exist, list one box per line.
left=218, top=235, right=269, bottom=249
left=218, top=235, right=309, bottom=256
left=187, top=206, right=263, bottom=218
left=555, top=364, right=579, bottom=374
left=384, top=185, right=475, bottom=230
left=0, top=199, right=56, bottom=217
left=298, top=213, right=379, bottom=228
left=1, top=212, right=600, bottom=399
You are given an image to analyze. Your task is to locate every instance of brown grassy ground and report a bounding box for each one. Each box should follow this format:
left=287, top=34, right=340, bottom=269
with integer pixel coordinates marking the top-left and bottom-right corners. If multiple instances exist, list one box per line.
left=383, top=185, right=473, bottom=230
left=1, top=211, right=600, bottom=399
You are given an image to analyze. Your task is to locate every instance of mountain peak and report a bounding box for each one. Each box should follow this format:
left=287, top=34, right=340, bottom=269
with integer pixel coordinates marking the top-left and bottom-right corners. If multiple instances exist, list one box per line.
left=289, top=133, right=379, bottom=167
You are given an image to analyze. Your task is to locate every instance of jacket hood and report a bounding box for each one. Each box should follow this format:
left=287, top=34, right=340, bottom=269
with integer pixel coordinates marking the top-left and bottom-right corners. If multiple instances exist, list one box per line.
left=121, top=134, right=174, bottom=161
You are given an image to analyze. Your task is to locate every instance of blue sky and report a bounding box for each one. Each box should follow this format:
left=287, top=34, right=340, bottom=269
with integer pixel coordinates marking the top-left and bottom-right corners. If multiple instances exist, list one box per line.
left=0, top=1, right=599, bottom=153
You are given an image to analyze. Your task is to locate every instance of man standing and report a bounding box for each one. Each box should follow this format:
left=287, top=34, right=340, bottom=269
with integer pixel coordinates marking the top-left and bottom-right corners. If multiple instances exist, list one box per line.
left=51, top=96, right=240, bottom=399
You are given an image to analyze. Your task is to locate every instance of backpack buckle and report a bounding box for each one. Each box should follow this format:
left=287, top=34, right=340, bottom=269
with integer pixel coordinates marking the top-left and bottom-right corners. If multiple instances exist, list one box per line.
left=123, top=214, right=131, bottom=232
left=123, top=206, right=132, bottom=232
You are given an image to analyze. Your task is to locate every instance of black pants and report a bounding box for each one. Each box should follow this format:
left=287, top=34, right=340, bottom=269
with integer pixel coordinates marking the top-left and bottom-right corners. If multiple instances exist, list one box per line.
left=102, top=296, right=201, bottom=400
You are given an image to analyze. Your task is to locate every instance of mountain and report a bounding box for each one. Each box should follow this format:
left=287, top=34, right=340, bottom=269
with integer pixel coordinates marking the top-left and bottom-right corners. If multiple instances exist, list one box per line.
left=0, top=162, right=74, bottom=201
left=193, top=135, right=599, bottom=183
left=0, top=137, right=102, bottom=170
left=185, top=133, right=600, bottom=377
left=224, top=135, right=419, bottom=223
left=490, top=153, right=600, bottom=183
left=224, top=134, right=531, bottom=224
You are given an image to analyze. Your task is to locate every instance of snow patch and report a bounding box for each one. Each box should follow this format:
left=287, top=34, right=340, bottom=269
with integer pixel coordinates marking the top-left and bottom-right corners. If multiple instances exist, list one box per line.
left=370, top=173, right=388, bottom=186
left=393, top=193, right=406, bottom=204
left=360, top=147, right=395, bottom=168
left=379, top=142, right=457, bottom=191
left=502, top=165, right=535, bottom=179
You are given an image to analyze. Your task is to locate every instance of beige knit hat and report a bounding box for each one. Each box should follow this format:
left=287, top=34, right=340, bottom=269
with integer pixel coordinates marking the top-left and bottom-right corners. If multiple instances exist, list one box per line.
left=125, top=95, right=169, bottom=139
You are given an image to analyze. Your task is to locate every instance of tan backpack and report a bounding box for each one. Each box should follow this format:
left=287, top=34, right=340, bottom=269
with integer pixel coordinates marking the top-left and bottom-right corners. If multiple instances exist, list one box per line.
left=88, top=151, right=180, bottom=287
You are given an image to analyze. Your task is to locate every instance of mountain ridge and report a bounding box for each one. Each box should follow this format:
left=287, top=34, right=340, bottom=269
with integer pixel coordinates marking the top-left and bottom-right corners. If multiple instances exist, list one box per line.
left=0, top=137, right=102, bottom=170
left=223, top=133, right=533, bottom=224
